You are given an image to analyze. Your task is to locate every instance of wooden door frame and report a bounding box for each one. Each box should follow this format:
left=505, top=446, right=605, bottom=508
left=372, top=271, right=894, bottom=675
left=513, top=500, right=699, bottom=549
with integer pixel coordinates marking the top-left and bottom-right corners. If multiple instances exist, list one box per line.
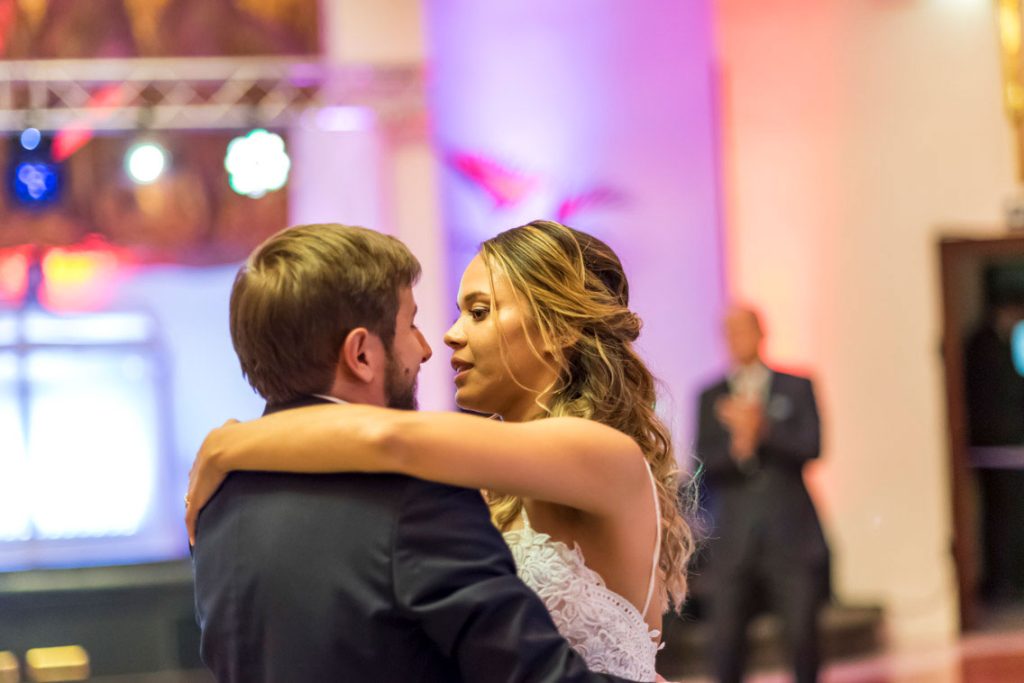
left=938, top=231, right=1024, bottom=631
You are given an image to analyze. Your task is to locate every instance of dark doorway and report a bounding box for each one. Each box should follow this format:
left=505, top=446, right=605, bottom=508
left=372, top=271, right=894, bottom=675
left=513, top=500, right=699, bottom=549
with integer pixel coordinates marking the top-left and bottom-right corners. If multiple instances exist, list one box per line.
left=940, top=233, right=1024, bottom=632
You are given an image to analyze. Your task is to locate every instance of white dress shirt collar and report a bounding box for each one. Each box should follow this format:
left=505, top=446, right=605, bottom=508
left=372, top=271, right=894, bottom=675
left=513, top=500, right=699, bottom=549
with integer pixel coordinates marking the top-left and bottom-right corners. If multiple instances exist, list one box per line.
left=311, top=394, right=349, bottom=405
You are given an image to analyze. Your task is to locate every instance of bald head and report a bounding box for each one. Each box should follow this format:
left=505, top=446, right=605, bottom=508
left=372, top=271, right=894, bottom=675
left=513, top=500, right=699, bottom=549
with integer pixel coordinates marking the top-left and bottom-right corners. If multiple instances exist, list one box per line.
left=723, top=305, right=764, bottom=366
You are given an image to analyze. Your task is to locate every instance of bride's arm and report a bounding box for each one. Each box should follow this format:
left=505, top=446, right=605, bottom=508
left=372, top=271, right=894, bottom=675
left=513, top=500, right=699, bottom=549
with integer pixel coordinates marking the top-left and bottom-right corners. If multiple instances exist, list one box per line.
left=186, top=404, right=648, bottom=540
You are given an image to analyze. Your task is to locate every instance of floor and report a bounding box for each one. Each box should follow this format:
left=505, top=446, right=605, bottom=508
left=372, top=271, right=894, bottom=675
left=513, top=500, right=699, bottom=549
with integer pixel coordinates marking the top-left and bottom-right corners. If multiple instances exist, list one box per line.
left=86, top=610, right=1024, bottom=682
left=89, top=630, right=1024, bottom=683
left=675, top=630, right=1024, bottom=683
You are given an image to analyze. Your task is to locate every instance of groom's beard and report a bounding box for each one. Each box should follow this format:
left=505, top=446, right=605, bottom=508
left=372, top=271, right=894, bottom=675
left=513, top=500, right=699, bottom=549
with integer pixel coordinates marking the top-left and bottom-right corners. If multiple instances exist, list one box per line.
left=385, top=353, right=418, bottom=410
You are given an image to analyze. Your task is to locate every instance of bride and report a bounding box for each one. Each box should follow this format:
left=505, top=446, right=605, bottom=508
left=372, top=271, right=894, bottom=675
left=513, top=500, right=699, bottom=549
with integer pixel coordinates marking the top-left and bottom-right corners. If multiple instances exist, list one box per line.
left=186, top=219, right=694, bottom=680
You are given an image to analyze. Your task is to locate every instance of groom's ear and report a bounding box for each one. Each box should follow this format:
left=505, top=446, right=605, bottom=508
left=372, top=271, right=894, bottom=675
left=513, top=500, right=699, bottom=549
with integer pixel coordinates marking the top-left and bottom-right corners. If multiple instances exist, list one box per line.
left=338, top=327, right=379, bottom=384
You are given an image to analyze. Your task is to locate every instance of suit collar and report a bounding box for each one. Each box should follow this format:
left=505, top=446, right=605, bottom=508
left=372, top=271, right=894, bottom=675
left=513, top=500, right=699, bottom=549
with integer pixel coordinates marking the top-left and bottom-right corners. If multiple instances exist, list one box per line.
left=714, top=364, right=779, bottom=399
left=262, top=394, right=335, bottom=417
left=727, top=360, right=770, bottom=385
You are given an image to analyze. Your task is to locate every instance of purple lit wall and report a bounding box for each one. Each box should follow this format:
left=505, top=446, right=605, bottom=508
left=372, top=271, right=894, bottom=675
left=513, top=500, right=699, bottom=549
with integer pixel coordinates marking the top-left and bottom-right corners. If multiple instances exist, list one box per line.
left=426, top=1, right=726, bottom=457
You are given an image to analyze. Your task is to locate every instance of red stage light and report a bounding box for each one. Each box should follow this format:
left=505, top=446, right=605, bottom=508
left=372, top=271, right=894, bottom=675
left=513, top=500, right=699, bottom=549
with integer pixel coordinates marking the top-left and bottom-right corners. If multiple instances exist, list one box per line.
left=52, top=85, right=128, bottom=162
left=0, top=246, right=31, bottom=304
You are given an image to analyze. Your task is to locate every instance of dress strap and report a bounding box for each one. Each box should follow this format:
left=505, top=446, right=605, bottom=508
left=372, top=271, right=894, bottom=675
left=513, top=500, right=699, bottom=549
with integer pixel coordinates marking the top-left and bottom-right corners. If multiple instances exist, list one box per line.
left=519, top=503, right=532, bottom=530
left=640, top=463, right=662, bottom=618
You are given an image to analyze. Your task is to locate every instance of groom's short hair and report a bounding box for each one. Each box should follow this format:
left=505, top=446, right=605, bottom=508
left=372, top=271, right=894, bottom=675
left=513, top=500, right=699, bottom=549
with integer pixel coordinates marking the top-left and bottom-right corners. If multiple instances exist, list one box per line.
left=229, top=223, right=421, bottom=403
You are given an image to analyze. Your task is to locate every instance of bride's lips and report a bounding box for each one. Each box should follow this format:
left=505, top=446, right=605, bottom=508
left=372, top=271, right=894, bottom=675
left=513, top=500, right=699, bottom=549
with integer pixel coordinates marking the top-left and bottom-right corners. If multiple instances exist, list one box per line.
left=451, top=358, right=473, bottom=382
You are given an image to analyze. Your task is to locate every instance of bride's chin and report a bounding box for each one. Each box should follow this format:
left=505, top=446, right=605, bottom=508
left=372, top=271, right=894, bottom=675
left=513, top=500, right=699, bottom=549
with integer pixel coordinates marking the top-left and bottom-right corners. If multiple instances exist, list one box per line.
left=453, top=390, right=486, bottom=415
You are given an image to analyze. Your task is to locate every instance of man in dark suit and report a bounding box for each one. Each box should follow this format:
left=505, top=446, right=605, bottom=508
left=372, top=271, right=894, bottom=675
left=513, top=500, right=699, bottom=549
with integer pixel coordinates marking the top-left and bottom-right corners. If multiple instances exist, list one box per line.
left=695, top=306, right=830, bottom=683
left=964, top=283, right=1024, bottom=602
left=192, top=223, right=639, bottom=683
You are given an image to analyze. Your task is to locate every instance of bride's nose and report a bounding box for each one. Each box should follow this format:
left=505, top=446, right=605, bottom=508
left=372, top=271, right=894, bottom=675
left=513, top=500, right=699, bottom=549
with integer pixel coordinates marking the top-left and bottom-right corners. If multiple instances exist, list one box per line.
left=444, top=317, right=466, bottom=349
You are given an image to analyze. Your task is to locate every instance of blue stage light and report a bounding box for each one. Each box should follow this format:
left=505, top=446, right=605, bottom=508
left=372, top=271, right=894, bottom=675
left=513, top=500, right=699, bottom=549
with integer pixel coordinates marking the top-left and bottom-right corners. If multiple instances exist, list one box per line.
left=20, top=128, right=41, bottom=151
left=13, top=161, right=61, bottom=205
left=1013, top=321, right=1024, bottom=377
left=8, top=135, right=63, bottom=208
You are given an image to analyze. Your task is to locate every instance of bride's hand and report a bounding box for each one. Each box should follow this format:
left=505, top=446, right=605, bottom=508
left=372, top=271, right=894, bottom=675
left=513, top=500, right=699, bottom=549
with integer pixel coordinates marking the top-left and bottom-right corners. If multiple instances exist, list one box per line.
left=185, top=419, right=240, bottom=545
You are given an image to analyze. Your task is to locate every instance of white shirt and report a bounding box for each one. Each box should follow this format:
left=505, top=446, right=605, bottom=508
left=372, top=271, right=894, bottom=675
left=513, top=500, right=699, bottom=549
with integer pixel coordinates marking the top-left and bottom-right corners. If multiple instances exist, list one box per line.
left=727, top=361, right=771, bottom=404
left=312, top=394, right=348, bottom=405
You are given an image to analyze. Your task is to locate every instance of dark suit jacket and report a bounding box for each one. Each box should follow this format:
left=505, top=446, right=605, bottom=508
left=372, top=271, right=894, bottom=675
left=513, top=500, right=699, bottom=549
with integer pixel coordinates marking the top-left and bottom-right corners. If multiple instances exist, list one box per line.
left=965, top=324, right=1024, bottom=445
left=193, top=397, right=640, bottom=683
left=696, top=371, right=829, bottom=580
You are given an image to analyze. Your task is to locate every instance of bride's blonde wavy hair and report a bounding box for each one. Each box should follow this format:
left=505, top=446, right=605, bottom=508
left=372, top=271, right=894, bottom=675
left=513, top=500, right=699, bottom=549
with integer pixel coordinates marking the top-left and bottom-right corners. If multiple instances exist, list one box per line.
left=480, top=219, right=694, bottom=611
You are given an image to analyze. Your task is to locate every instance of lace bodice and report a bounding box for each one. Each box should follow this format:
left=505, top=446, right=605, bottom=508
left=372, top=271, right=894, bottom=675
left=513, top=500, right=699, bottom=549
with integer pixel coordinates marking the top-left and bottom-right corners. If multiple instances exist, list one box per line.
left=502, top=466, right=663, bottom=680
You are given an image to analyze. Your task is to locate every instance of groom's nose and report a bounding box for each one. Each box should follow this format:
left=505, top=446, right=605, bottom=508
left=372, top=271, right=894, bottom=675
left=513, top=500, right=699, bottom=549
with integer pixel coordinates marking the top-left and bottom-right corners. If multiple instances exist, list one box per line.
left=416, top=328, right=432, bottom=362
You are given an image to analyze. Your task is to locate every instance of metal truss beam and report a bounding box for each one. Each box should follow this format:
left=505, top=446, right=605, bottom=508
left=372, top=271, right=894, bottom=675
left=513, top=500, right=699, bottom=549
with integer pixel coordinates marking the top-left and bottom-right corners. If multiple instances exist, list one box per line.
left=0, top=58, right=424, bottom=132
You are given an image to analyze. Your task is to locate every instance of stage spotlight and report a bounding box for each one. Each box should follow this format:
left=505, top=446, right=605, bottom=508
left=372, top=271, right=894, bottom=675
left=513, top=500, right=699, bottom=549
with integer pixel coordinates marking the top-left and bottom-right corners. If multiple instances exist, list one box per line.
left=20, top=128, right=41, bottom=151
left=224, top=128, right=291, bottom=198
left=15, top=162, right=59, bottom=202
left=8, top=135, right=63, bottom=208
left=125, top=141, right=168, bottom=185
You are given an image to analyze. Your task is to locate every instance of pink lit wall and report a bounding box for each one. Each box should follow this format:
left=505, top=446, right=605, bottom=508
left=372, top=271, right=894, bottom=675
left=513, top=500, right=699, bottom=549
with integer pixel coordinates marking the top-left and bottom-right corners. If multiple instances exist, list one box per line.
left=425, top=0, right=726, bottom=457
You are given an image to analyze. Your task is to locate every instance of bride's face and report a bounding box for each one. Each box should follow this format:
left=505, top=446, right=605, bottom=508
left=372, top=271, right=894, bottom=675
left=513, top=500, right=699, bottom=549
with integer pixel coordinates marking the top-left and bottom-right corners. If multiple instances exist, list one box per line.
left=443, top=254, right=559, bottom=422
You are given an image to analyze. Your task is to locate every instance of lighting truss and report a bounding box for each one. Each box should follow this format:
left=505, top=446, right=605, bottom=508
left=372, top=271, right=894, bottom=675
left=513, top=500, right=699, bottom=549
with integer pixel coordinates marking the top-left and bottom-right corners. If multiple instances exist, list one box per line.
left=0, top=57, right=424, bottom=132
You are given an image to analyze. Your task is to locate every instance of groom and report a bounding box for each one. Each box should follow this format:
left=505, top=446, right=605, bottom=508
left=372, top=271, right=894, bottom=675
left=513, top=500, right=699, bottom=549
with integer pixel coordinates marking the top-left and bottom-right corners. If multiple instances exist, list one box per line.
left=191, top=224, right=639, bottom=682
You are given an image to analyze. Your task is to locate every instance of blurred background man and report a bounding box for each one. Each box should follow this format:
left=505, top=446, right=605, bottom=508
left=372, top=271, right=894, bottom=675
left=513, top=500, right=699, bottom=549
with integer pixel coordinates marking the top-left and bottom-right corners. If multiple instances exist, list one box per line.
left=695, top=306, right=830, bottom=683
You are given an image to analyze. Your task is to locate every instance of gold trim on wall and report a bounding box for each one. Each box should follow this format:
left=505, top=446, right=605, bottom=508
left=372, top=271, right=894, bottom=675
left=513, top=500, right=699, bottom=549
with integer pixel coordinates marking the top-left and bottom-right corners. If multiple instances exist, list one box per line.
left=17, top=0, right=46, bottom=31
left=124, top=0, right=171, bottom=55
left=236, top=0, right=318, bottom=43
left=998, top=0, right=1024, bottom=182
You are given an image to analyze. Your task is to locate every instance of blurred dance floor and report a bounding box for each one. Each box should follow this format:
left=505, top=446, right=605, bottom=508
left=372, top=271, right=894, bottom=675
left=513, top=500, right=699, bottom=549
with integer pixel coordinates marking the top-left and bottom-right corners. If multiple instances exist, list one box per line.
left=78, top=624, right=1024, bottom=682
left=81, top=630, right=1024, bottom=683
left=676, top=630, right=1024, bottom=683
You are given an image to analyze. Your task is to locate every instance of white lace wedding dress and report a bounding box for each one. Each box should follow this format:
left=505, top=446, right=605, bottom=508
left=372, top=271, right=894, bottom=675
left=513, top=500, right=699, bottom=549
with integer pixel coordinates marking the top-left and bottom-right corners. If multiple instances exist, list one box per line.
left=502, top=465, right=663, bottom=680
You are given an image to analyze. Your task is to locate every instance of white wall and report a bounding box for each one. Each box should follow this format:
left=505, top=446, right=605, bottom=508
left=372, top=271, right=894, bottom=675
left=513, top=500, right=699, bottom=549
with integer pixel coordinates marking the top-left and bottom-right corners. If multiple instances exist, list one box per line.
left=716, top=0, right=1017, bottom=646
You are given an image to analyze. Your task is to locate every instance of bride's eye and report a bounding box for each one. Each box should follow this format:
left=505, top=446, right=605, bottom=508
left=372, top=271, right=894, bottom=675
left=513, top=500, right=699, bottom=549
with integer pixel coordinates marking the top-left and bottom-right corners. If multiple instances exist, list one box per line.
left=470, top=307, right=489, bottom=322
